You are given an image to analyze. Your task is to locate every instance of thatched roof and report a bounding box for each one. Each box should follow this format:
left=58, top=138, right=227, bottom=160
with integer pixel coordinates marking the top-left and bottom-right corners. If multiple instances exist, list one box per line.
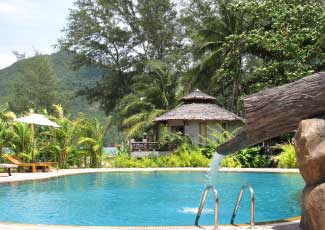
left=154, top=103, right=244, bottom=122
left=181, top=89, right=216, bottom=103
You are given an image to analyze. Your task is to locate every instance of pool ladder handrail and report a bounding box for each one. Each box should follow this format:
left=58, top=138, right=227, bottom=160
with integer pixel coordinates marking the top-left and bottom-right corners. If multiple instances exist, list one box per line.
left=194, top=185, right=219, bottom=230
left=230, top=183, right=255, bottom=228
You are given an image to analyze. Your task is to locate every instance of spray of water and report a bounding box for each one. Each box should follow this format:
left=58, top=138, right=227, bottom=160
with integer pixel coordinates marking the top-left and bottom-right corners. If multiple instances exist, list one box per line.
left=205, top=152, right=225, bottom=186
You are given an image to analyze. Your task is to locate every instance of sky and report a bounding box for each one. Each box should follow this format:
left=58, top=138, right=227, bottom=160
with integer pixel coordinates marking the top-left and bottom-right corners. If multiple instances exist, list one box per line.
left=0, top=0, right=75, bottom=69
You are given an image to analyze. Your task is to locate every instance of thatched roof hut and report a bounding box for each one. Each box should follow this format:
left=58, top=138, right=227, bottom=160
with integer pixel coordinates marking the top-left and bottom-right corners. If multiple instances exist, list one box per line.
left=154, top=89, right=243, bottom=122
left=154, top=89, right=244, bottom=144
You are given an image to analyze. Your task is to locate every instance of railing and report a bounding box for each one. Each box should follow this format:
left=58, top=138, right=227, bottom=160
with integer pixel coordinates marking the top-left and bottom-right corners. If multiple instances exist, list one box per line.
left=130, top=142, right=160, bottom=152
left=230, top=183, right=255, bottom=228
left=195, top=185, right=219, bottom=230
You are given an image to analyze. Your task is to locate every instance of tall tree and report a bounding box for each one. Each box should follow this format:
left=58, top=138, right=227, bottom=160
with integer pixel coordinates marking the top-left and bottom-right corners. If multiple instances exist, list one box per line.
left=59, top=0, right=183, bottom=114
left=9, top=55, right=58, bottom=113
left=181, top=0, right=245, bottom=113
left=184, top=0, right=325, bottom=113
left=120, top=61, right=179, bottom=138
left=233, top=0, right=325, bottom=90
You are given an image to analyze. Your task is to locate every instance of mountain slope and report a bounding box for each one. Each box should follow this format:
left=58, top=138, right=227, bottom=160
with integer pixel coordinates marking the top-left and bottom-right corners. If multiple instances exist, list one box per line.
left=0, top=51, right=107, bottom=117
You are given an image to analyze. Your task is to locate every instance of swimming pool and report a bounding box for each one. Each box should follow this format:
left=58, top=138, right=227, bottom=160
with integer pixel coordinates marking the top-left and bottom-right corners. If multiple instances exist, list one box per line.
left=0, top=172, right=303, bottom=226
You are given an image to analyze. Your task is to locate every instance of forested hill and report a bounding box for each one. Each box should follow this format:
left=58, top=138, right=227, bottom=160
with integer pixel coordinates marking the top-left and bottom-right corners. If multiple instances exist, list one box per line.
left=0, top=51, right=106, bottom=117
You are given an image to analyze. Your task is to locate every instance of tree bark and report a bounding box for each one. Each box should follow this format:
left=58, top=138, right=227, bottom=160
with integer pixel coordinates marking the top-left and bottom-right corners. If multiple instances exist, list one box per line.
left=217, top=72, right=325, bottom=155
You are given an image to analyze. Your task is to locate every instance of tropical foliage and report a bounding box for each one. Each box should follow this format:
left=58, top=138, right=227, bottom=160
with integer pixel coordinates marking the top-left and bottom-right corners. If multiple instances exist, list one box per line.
left=220, top=147, right=274, bottom=168
left=2, top=0, right=322, bottom=168
left=56, top=0, right=325, bottom=140
left=0, top=104, right=108, bottom=168
left=111, top=143, right=210, bottom=168
left=275, top=143, right=298, bottom=168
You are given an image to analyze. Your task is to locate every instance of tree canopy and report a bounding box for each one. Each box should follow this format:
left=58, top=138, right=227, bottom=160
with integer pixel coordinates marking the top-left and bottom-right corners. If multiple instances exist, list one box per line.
left=59, top=0, right=325, bottom=139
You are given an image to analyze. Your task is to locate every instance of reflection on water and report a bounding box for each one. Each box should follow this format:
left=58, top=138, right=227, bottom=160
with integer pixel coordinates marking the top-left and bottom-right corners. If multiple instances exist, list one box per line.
left=178, top=207, right=214, bottom=214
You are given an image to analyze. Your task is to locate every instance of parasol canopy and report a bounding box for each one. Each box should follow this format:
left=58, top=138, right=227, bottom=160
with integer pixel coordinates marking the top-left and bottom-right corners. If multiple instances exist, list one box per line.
left=14, top=113, right=60, bottom=128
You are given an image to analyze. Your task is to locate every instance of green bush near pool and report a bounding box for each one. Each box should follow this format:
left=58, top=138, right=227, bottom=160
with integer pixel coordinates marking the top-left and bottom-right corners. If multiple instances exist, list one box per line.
left=111, top=143, right=211, bottom=168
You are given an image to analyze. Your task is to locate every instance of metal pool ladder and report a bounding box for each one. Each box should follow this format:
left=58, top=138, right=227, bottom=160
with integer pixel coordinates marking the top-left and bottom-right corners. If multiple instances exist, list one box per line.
left=194, top=185, right=219, bottom=230
left=230, top=183, right=255, bottom=228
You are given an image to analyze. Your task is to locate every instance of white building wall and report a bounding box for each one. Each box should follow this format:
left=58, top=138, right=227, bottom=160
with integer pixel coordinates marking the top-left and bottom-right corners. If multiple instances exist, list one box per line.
left=207, top=121, right=243, bottom=143
left=167, top=120, right=184, bottom=133
left=184, top=121, right=200, bottom=144
left=166, top=120, right=243, bottom=145
left=207, top=121, right=222, bottom=142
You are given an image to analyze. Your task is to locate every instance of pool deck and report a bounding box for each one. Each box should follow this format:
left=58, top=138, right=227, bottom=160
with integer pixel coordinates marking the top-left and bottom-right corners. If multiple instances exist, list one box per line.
left=0, top=168, right=302, bottom=230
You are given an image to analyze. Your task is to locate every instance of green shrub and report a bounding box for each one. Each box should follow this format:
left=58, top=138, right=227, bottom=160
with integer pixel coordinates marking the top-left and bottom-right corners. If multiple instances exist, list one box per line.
left=220, top=147, right=274, bottom=168
left=219, top=156, right=242, bottom=168
left=159, top=132, right=192, bottom=150
left=116, top=143, right=130, bottom=156
left=276, top=143, right=297, bottom=168
left=111, top=143, right=210, bottom=168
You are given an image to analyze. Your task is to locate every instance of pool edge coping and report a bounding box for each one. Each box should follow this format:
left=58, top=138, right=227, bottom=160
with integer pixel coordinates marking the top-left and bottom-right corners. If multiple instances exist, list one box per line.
left=0, top=168, right=300, bottom=184
left=0, top=216, right=301, bottom=229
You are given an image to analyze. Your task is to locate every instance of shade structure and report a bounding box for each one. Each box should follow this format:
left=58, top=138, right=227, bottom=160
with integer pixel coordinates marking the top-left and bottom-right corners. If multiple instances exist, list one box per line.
left=155, top=89, right=244, bottom=123
left=14, top=113, right=60, bottom=128
left=14, top=113, right=59, bottom=161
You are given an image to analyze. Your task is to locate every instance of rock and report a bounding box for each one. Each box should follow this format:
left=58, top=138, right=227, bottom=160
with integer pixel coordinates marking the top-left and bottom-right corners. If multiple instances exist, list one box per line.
left=295, top=119, right=325, bottom=186
left=301, top=184, right=325, bottom=230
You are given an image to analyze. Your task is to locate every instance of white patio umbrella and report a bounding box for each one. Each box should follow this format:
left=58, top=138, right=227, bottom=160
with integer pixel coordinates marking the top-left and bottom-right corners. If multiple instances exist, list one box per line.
left=14, top=113, right=60, bottom=128
left=14, top=113, right=60, bottom=160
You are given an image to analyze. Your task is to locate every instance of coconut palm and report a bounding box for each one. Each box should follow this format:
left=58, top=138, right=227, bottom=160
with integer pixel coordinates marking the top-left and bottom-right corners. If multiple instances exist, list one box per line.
left=120, top=61, right=178, bottom=139
left=183, top=0, right=245, bottom=112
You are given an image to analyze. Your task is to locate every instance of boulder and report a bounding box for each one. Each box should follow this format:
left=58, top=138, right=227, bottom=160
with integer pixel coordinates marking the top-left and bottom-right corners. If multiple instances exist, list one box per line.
left=301, top=184, right=325, bottom=230
left=295, top=119, right=325, bottom=186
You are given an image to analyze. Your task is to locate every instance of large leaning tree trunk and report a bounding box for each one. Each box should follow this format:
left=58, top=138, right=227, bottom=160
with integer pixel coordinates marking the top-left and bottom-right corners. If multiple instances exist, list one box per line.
left=217, top=72, right=325, bottom=155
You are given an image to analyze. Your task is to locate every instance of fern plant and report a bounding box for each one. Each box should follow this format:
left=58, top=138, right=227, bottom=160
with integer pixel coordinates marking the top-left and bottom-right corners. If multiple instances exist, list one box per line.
left=276, top=143, right=298, bottom=168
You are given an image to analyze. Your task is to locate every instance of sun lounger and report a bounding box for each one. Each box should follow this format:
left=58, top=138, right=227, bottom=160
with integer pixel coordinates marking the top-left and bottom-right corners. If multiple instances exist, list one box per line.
left=5, top=155, right=58, bottom=173
left=0, top=164, right=18, bottom=176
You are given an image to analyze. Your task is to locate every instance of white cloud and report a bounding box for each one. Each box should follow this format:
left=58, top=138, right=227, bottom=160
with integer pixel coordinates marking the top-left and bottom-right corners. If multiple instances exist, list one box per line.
left=0, top=0, right=75, bottom=69
left=0, top=53, right=16, bottom=69
left=0, top=2, right=18, bottom=14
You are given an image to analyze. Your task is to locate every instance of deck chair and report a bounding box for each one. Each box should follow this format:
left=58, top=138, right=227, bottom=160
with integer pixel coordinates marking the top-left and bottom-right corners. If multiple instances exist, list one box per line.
left=5, top=155, right=58, bottom=173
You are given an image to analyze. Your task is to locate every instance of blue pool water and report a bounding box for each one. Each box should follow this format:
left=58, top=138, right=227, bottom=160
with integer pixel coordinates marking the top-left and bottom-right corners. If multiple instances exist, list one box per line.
left=0, top=172, right=303, bottom=226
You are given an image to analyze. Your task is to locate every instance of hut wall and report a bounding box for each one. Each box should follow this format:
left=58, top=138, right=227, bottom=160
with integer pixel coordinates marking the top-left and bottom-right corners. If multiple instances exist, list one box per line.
left=165, top=120, right=243, bottom=145
left=206, top=121, right=243, bottom=144
left=167, top=120, right=184, bottom=133
left=184, top=121, right=200, bottom=144
left=207, top=121, right=223, bottom=142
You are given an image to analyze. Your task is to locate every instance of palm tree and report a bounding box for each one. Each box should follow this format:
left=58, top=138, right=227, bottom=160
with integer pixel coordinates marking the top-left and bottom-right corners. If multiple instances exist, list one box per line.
left=42, top=104, right=78, bottom=168
left=77, top=116, right=108, bottom=168
left=120, top=61, right=178, bottom=139
left=0, top=105, right=16, bottom=155
left=10, top=122, right=34, bottom=161
left=183, top=0, right=245, bottom=113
